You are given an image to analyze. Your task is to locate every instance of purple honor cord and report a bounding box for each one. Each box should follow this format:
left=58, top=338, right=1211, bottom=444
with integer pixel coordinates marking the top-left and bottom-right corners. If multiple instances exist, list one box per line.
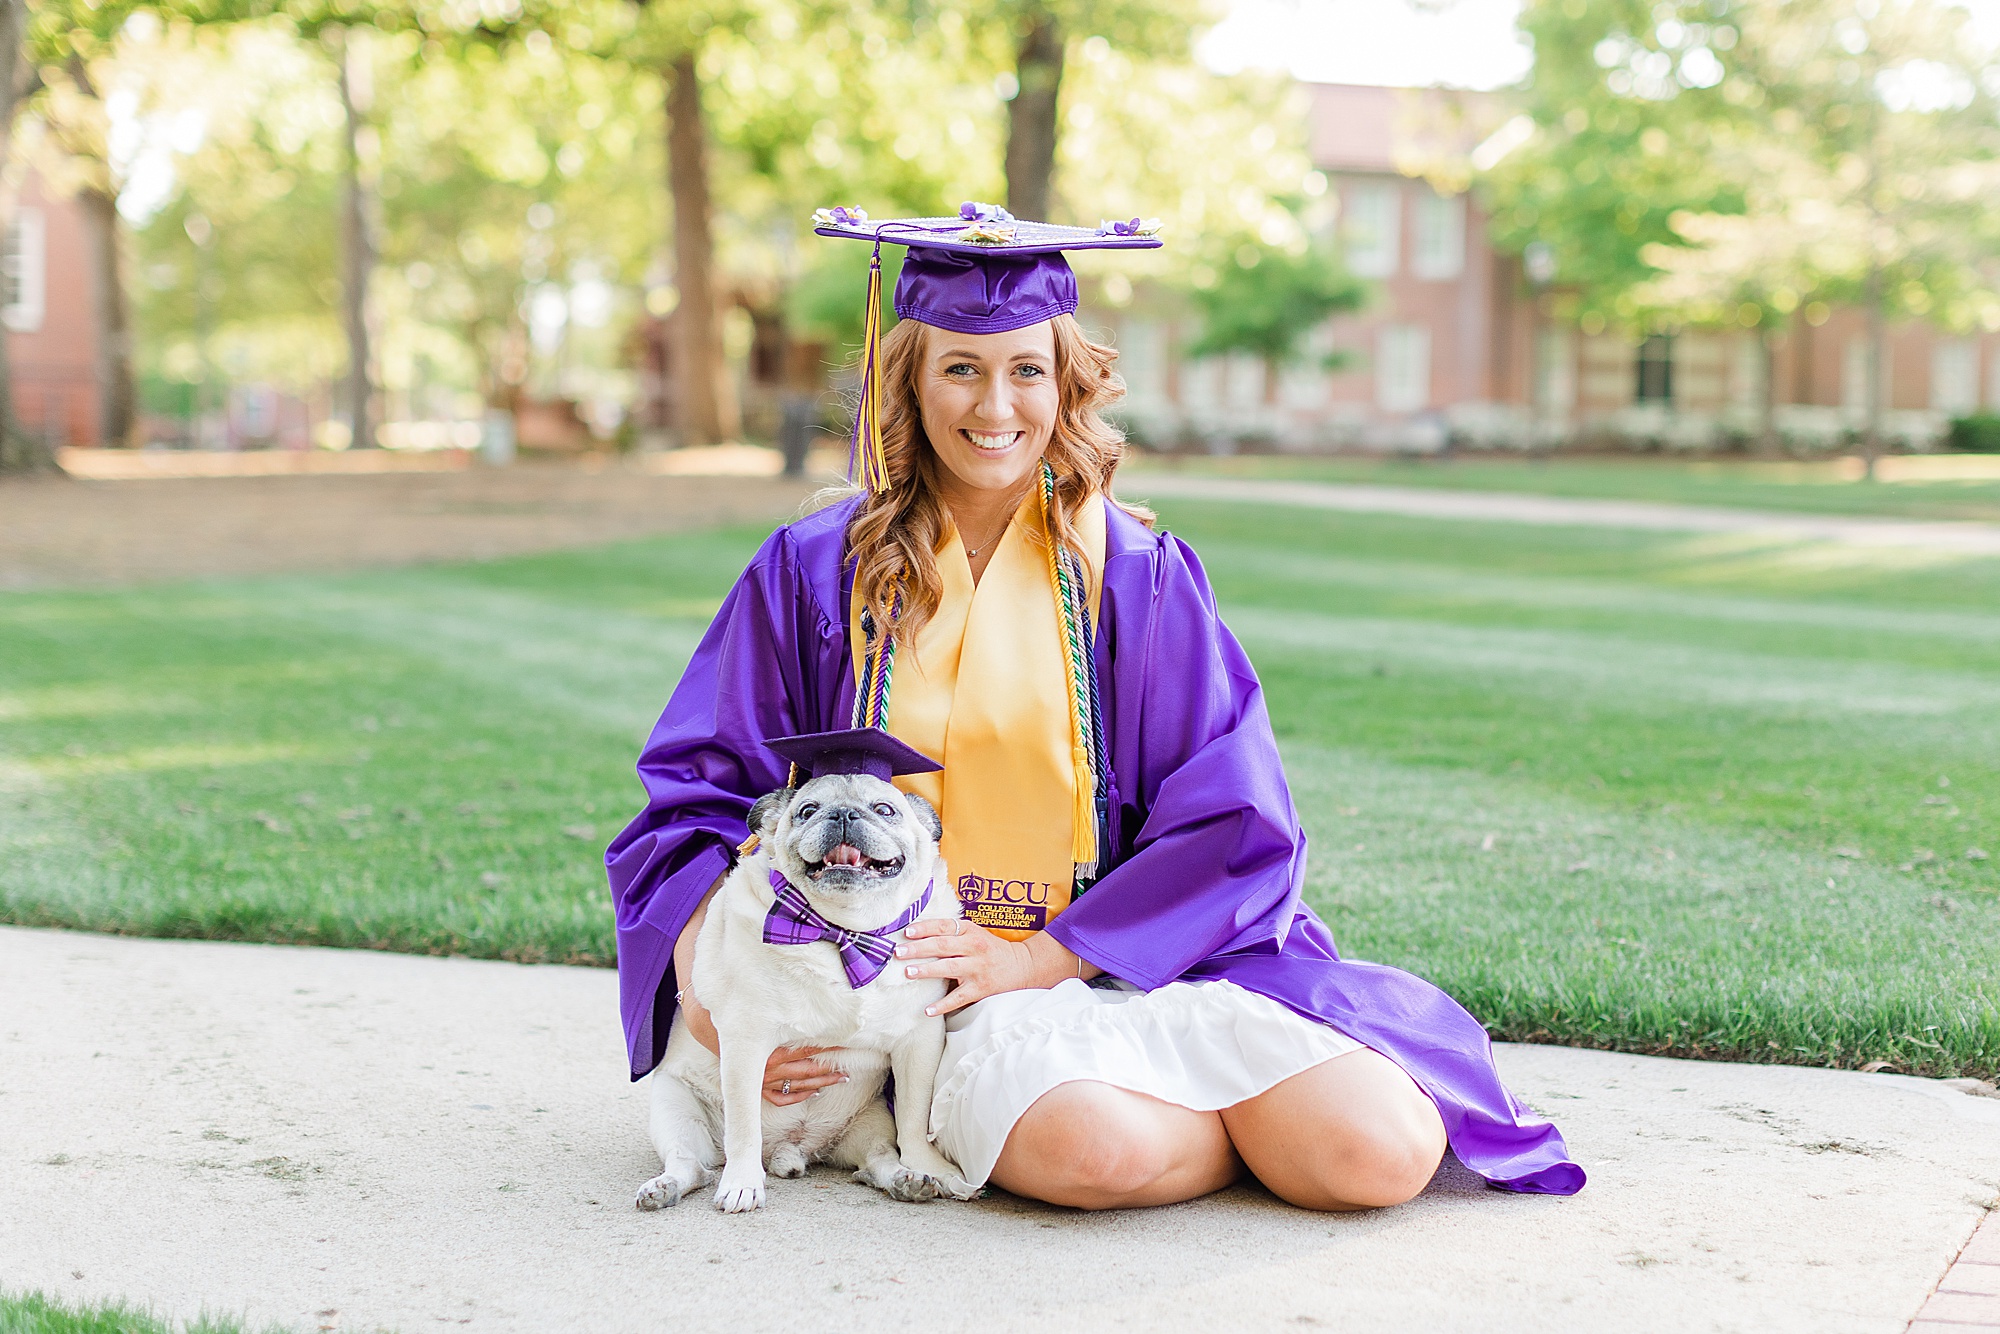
left=762, top=869, right=934, bottom=989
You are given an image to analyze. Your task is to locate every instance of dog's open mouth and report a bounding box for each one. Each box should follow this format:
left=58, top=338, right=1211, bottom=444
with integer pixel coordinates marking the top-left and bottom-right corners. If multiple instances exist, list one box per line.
left=806, top=843, right=905, bottom=881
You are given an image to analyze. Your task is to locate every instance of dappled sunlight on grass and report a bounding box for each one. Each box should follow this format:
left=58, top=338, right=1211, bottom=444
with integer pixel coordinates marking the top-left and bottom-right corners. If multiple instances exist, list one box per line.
left=29, top=742, right=318, bottom=779
left=0, top=685, right=188, bottom=724
left=1130, top=453, right=2000, bottom=523
left=1653, top=529, right=1980, bottom=589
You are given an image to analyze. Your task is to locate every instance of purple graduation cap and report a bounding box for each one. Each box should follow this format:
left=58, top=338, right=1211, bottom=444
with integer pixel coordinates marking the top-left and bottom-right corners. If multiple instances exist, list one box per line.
left=764, top=726, right=942, bottom=783
left=812, top=202, right=1162, bottom=490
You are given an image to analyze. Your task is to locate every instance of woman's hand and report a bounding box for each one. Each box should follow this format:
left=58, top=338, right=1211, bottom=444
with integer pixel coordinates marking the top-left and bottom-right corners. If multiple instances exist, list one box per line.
left=896, top=918, right=1093, bottom=1016
left=674, top=873, right=848, bottom=1106
left=674, top=988, right=848, bottom=1106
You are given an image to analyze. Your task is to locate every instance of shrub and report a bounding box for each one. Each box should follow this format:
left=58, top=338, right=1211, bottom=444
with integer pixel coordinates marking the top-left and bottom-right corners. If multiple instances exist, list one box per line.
left=1947, top=412, right=2000, bottom=453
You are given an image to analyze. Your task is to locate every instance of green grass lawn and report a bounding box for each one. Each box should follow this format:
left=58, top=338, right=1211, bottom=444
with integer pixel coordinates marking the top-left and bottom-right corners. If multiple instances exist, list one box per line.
left=2, top=500, right=1994, bottom=1078
left=0, top=1290, right=283, bottom=1334
left=1126, top=452, right=2000, bottom=524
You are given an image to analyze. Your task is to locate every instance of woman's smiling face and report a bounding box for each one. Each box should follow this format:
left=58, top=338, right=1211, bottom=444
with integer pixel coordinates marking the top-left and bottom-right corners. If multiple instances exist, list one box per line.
left=917, top=320, right=1059, bottom=502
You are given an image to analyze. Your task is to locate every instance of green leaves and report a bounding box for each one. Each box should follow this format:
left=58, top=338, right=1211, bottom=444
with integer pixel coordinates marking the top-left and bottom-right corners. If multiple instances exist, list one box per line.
left=1483, top=0, right=2000, bottom=335
left=1184, top=237, right=1364, bottom=367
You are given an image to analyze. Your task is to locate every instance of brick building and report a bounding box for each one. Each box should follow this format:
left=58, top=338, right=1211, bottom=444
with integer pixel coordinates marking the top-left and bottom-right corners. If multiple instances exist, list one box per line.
left=6, top=171, right=102, bottom=448
left=1107, top=82, right=2000, bottom=452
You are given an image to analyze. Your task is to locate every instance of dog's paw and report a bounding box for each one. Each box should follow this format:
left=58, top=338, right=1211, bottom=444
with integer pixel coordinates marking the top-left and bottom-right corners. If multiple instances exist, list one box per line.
left=635, top=1172, right=694, bottom=1211
left=881, top=1166, right=944, bottom=1203
left=898, top=1150, right=980, bottom=1201
left=713, top=1174, right=767, bottom=1213
left=768, top=1143, right=809, bottom=1179
left=635, top=1156, right=711, bottom=1210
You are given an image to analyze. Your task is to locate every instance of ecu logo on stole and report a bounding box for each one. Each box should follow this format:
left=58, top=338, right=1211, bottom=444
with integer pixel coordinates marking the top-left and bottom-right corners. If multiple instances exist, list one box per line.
left=956, top=872, right=1057, bottom=934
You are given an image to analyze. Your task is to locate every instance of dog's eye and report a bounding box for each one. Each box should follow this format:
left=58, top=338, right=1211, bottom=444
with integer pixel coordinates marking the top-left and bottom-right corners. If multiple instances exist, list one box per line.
left=872, top=802, right=897, bottom=818
left=795, top=802, right=819, bottom=820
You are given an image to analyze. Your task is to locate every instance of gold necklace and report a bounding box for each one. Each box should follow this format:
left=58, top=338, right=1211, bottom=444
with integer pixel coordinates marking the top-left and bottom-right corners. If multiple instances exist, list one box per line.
left=962, top=517, right=1011, bottom=560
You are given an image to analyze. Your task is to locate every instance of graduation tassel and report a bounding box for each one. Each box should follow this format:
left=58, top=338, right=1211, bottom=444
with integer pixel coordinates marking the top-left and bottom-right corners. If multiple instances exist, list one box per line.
left=849, top=243, right=890, bottom=493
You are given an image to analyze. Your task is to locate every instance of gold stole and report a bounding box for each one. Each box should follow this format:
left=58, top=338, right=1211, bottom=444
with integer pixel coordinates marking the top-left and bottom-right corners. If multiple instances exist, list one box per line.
left=849, top=491, right=1105, bottom=941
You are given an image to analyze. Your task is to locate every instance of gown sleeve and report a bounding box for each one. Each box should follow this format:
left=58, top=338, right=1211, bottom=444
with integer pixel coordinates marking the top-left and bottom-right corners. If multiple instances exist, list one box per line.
left=604, top=526, right=838, bottom=1079
left=1043, top=532, right=1307, bottom=986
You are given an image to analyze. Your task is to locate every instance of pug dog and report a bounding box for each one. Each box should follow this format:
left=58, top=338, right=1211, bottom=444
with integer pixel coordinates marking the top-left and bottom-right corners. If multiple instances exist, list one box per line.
left=635, top=771, right=976, bottom=1213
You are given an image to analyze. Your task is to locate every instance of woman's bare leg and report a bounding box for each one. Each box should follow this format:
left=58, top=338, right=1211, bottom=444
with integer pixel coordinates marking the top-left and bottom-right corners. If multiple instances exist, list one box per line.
left=1220, top=1048, right=1446, bottom=1211
left=989, top=1080, right=1245, bottom=1210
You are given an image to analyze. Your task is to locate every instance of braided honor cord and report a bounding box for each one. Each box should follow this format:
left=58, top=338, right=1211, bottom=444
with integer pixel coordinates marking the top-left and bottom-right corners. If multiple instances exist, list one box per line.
left=1037, top=461, right=1104, bottom=881
left=852, top=585, right=902, bottom=729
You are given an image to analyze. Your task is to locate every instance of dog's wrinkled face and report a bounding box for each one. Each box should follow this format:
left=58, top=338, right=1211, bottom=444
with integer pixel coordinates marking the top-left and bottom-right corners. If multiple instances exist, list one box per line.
left=752, top=774, right=941, bottom=897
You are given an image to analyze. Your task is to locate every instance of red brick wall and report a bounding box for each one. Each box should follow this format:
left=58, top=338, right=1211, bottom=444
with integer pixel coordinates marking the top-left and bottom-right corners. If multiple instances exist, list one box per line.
left=9, top=173, right=101, bottom=446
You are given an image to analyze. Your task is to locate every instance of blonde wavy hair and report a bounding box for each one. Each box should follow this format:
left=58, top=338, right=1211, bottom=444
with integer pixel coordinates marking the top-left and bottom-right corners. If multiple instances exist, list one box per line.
left=843, top=313, right=1154, bottom=647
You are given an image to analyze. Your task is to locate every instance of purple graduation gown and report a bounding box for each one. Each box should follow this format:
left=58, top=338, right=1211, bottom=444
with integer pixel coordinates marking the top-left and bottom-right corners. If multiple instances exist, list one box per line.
left=606, top=496, right=1586, bottom=1195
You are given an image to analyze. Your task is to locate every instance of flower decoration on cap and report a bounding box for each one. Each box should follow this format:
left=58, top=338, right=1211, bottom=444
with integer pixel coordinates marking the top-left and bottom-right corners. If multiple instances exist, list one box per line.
left=957, top=200, right=1017, bottom=245
left=812, top=205, right=869, bottom=227
left=1097, top=217, right=1163, bottom=238
left=959, top=221, right=1019, bottom=245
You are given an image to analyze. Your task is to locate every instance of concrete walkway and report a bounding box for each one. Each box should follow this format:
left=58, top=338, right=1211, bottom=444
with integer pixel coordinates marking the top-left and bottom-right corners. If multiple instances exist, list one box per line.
left=1, top=926, right=1994, bottom=1334
left=1123, top=474, right=2000, bottom=556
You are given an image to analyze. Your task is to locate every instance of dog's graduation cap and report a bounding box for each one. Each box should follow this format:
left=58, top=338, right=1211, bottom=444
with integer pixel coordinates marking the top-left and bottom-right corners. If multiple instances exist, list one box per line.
left=765, top=727, right=942, bottom=783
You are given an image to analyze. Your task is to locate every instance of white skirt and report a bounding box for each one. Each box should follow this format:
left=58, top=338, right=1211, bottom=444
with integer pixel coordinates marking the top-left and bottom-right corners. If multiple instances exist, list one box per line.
left=928, top=976, right=1365, bottom=1188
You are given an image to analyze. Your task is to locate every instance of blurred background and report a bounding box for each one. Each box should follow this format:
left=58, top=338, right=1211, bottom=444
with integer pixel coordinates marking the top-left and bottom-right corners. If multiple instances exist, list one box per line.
left=3, top=0, right=1998, bottom=1097
left=5, top=0, right=2000, bottom=478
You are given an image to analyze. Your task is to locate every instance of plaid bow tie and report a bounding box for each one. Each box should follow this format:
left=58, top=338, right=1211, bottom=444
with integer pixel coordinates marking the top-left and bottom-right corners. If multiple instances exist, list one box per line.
left=762, top=869, right=933, bottom=989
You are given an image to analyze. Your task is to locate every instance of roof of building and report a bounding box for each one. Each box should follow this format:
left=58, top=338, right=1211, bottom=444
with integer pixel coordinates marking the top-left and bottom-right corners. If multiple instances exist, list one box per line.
left=1304, top=82, right=1507, bottom=176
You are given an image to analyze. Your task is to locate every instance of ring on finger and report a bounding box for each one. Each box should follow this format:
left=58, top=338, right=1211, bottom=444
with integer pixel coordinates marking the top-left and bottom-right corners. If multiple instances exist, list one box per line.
left=780, top=1078, right=792, bottom=1095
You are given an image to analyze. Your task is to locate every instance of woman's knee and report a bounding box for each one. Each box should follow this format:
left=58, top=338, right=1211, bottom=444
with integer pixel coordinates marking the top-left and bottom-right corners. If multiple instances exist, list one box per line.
left=1318, top=1120, right=1445, bottom=1209
left=995, top=1083, right=1190, bottom=1207
left=1228, top=1051, right=1447, bottom=1212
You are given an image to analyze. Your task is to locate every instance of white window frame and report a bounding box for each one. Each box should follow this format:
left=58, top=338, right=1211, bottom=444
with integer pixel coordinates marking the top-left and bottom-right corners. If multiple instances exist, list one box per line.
left=1411, top=190, right=1465, bottom=281
left=2, top=208, right=46, bottom=334
left=1535, top=328, right=1575, bottom=416
left=1376, top=324, right=1430, bottom=413
left=1343, top=181, right=1400, bottom=279
left=1931, top=339, right=1978, bottom=415
left=1842, top=337, right=1878, bottom=413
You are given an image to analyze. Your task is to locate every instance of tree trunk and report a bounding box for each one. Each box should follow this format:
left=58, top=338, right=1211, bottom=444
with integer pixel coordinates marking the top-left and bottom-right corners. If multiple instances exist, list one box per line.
left=1861, top=256, right=1883, bottom=482
left=665, top=49, right=735, bottom=445
left=61, top=55, right=135, bottom=447
left=1755, top=328, right=1778, bottom=457
left=336, top=29, right=376, bottom=449
left=78, top=184, right=134, bottom=445
left=0, top=0, right=49, bottom=474
left=1004, top=9, right=1064, bottom=221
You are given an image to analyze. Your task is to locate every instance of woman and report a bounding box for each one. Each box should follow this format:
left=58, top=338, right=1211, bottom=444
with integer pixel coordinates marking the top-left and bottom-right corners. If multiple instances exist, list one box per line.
left=607, top=207, right=1584, bottom=1210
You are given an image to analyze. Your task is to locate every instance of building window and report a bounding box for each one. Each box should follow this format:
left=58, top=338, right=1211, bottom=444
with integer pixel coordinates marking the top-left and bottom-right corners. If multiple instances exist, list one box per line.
left=1535, top=328, right=1575, bottom=416
left=1377, top=325, right=1430, bottom=412
left=1411, top=191, right=1465, bottom=280
left=1635, top=335, right=1674, bottom=403
left=1931, top=340, right=1978, bottom=415
left=1, top=208, right=45, bottom=334
left=1843, top=337, right=1886, bottom=412
left=1343, top=182, right=1400, bottom=279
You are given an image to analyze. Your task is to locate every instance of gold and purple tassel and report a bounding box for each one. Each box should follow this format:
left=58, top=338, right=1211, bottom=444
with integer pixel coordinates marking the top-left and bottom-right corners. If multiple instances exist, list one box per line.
left=849, top=243, right=891, bottom=493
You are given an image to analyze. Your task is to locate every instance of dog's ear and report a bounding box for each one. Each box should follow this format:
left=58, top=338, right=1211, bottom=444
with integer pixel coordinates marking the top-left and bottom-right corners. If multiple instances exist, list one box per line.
left=903, top=791, right=942, bottom=843
left=747, top=788, right=795, bottom=839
